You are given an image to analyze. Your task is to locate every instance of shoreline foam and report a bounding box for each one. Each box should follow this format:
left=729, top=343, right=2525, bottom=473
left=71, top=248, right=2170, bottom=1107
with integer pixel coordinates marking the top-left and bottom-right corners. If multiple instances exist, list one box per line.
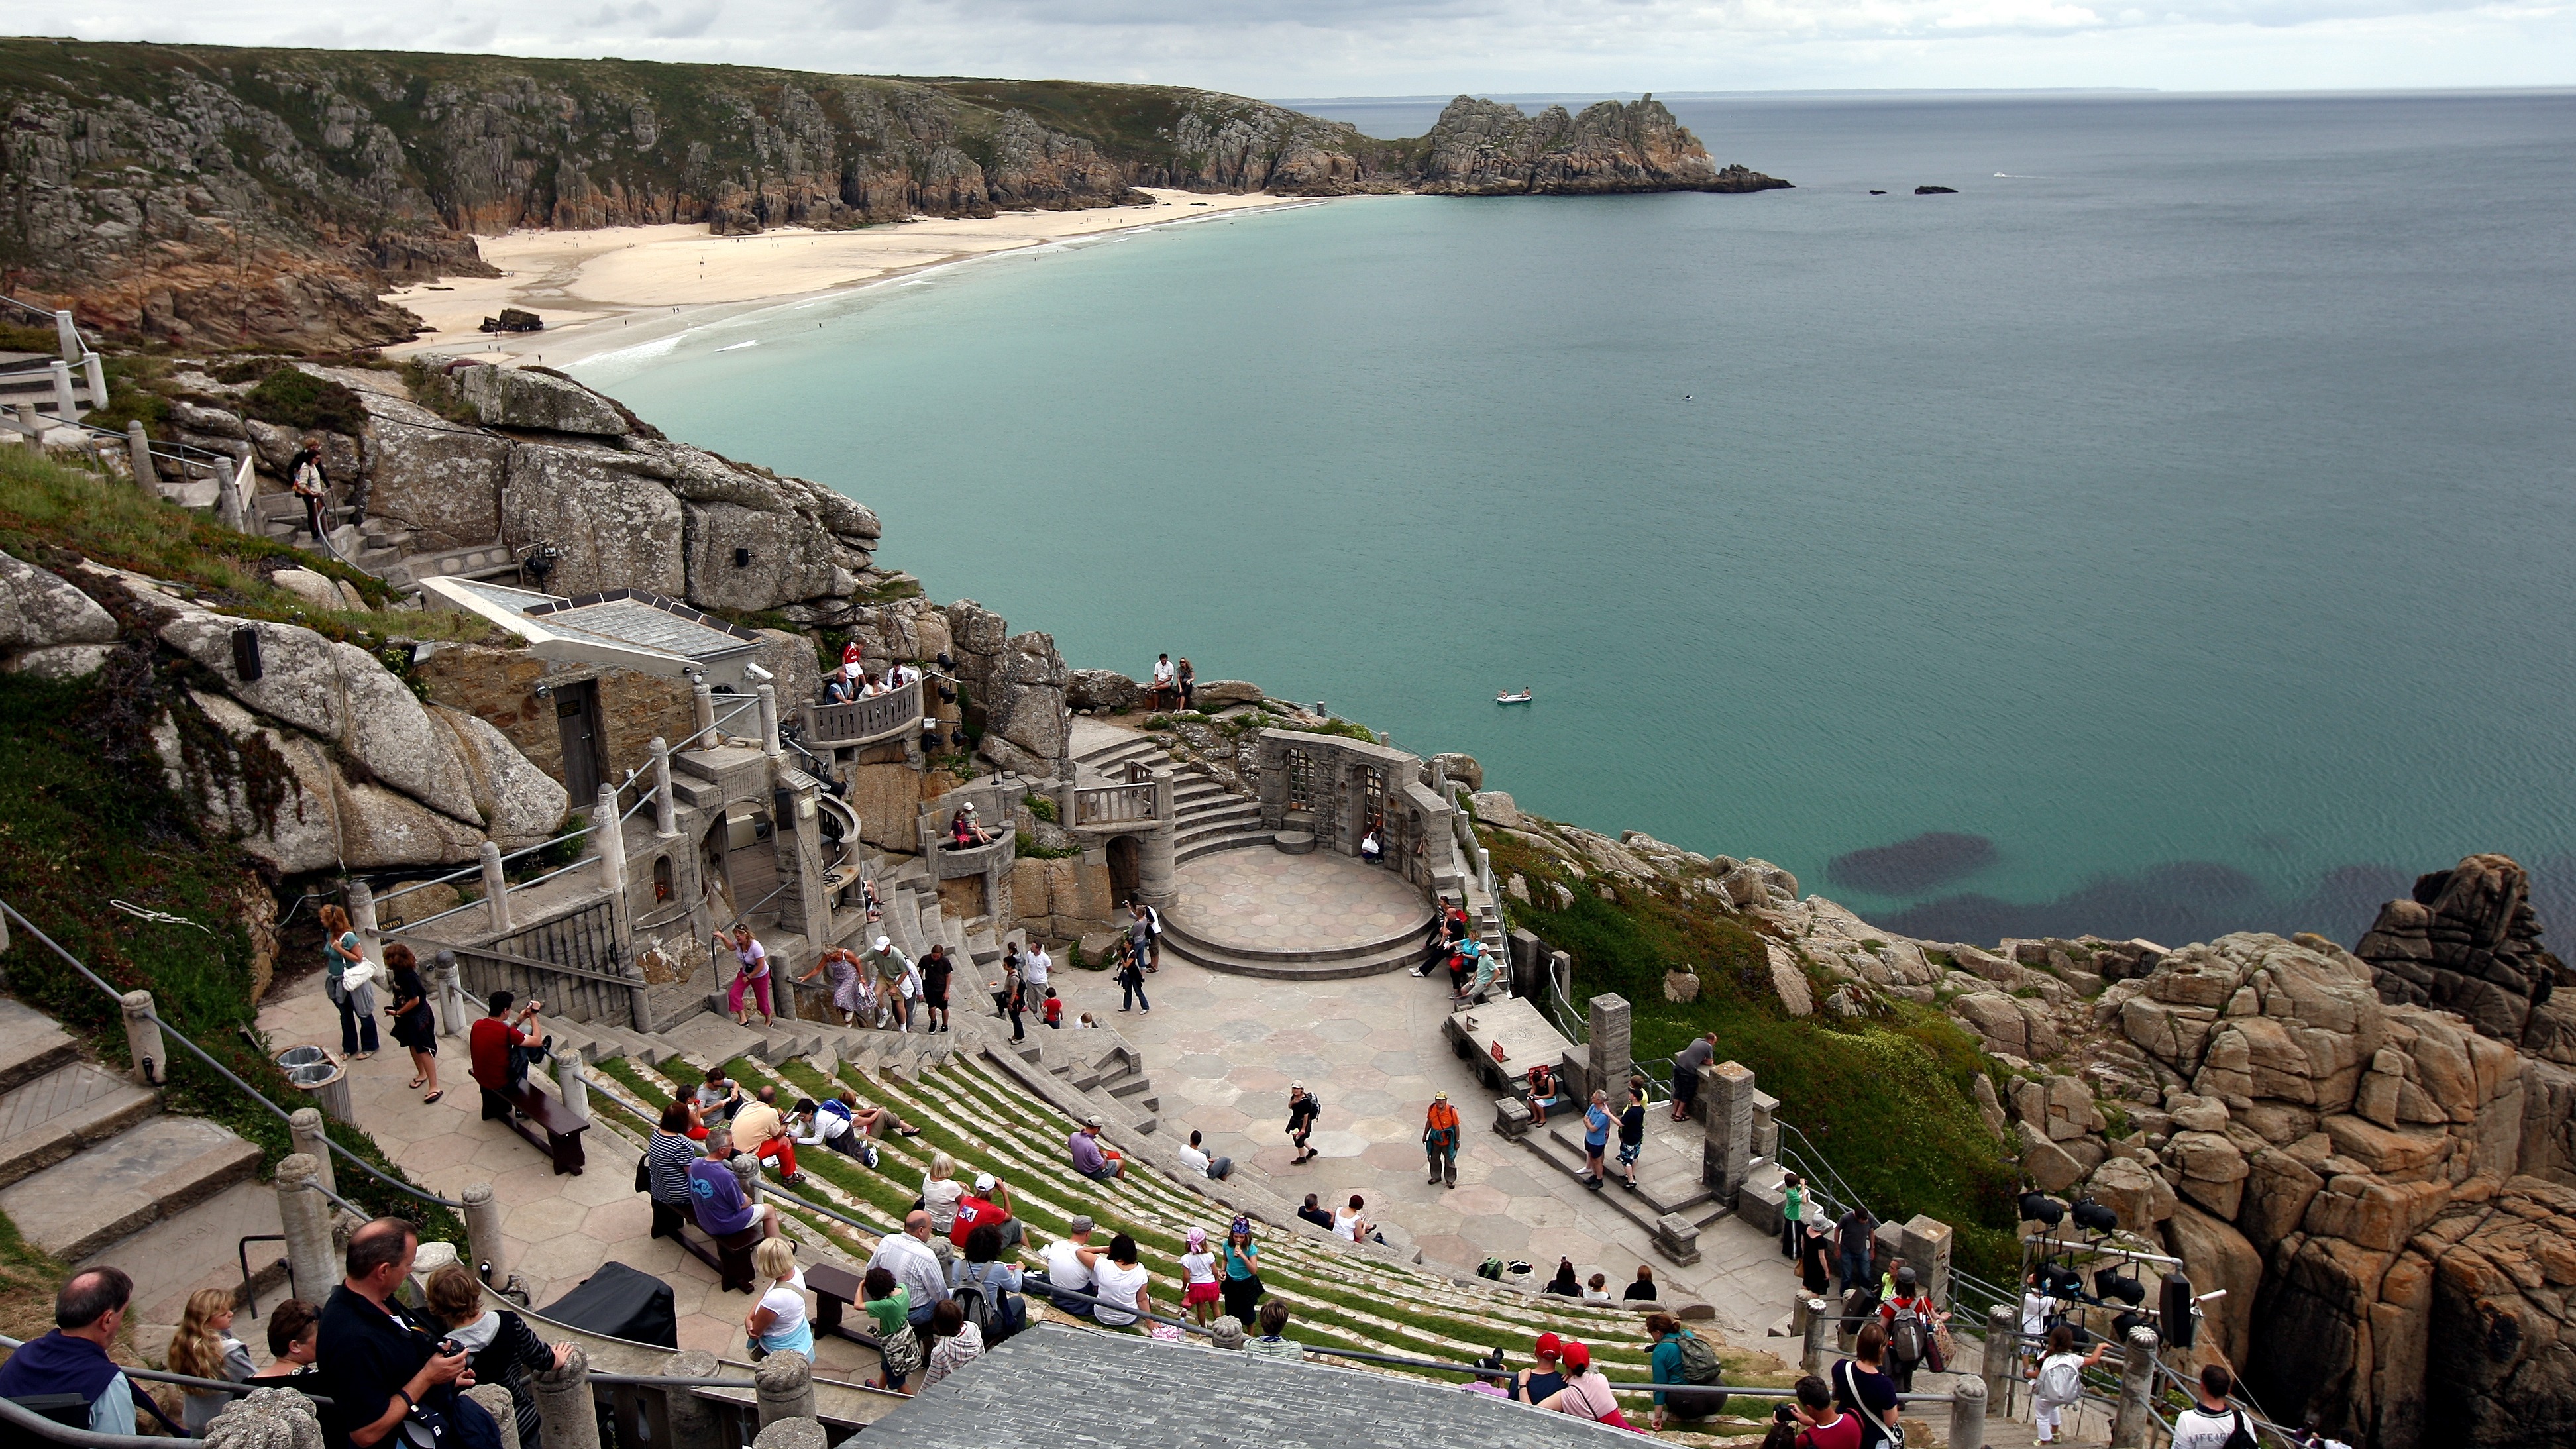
left=381, top=188, right=1318, bottom=368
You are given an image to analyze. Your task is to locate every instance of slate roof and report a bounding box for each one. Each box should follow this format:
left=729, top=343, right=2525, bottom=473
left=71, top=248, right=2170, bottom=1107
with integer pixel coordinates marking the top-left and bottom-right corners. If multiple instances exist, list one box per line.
left=867, top=1324, right=1631, bottom=1449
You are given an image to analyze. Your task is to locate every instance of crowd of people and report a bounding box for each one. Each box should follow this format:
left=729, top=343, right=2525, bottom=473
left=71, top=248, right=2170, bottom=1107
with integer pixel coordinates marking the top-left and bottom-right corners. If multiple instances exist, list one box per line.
left=1407, top=896, right=1499, bottom=1004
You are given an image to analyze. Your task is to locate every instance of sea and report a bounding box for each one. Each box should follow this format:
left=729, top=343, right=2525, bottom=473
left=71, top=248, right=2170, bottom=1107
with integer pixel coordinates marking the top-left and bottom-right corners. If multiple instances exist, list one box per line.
left=575, top=89, right=2576, bottom=949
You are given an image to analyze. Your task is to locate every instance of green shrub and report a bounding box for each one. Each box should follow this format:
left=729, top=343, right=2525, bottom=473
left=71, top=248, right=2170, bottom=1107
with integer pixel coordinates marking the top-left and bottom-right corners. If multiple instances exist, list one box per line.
left=244, top=368, right=368, bottom=436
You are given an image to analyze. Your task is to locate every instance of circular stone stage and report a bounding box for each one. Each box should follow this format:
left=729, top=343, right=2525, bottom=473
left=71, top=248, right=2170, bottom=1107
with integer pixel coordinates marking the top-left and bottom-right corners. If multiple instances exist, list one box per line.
left=1162, top=848, right=1436, bottom=979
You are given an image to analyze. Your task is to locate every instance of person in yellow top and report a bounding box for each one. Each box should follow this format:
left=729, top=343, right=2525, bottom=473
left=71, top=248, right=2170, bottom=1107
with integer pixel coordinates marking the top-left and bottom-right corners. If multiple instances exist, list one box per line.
left=728, top=1085, right=804, bottom=1186
left=1424, top=1091, right=1462, bottom=1188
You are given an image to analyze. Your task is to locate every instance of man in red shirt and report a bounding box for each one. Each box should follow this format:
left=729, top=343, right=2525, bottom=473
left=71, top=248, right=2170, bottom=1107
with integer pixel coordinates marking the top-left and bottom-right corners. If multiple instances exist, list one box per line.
left=1793, top=1373, right=1862, bottom=1449
left=469, top=991, right=546, bottom=1121
left=947, top=1172, right=1024, bottom=1254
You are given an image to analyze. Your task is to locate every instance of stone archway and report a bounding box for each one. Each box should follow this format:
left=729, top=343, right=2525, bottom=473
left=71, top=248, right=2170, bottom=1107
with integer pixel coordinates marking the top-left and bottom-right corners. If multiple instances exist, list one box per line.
left=1107, top=834, right=1142, bottom=907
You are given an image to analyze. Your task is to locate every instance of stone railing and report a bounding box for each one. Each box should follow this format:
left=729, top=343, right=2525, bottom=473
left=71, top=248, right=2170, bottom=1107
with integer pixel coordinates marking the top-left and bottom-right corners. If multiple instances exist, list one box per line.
left=799, top=676, right=922, bottom=748
left=1073, top=778, right=1158, bottom=825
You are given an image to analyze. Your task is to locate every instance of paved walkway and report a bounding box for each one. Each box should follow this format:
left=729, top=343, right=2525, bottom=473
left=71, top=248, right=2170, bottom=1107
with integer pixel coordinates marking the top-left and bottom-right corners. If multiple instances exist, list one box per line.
left=1170, top=849, right=1427, bottom=953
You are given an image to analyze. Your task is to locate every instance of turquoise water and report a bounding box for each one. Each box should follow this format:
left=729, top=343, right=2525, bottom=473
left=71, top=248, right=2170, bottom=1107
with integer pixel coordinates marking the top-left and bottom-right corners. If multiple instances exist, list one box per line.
left=579, top=91, right=2576, bottom=946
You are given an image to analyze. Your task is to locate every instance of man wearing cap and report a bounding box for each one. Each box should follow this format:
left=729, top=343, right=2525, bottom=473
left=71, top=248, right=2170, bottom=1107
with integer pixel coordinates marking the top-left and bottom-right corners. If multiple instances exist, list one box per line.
left=1513, top=1333, right=1569, bottom=1405
left=858, top=936, right=908, bottom=1031
left=1538, top=1340, right=1633, bottom=1426
left=1423, top=1092, right=1462, bottom=1188
left=948, top=1172, right=1022, bottom=1254
left=1069, top=1115, right=1124, bottom=1181
left=1285, top=1082, right=1321, bottom=1165
left=1039, top=1216, right=1102, bottom=1317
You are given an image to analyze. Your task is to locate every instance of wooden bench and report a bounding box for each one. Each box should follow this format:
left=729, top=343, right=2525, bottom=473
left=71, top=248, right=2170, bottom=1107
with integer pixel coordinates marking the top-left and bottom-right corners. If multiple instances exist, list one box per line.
left=485, top=1081, right=588, bottom=1176
left=661, top=1211, right=759, bottom=1293
left=806, top=1261, right=875, bottom=1346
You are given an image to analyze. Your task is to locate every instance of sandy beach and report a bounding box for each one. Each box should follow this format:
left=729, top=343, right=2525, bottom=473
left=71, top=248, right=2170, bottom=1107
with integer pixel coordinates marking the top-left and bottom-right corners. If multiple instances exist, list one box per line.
left=381, top=188, right=1306, bottom=366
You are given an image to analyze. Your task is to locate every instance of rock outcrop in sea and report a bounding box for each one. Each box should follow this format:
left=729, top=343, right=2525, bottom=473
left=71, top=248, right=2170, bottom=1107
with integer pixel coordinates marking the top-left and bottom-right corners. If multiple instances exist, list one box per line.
left=1407, top=95, right=1790, bottom=196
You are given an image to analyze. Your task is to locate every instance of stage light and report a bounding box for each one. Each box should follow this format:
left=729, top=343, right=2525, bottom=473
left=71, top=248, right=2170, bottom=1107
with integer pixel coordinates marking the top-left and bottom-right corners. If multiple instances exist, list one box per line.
left=2070, top=1198, right=2120, bottom=1234
left=2019, top=1193, right=2065, bottom=1226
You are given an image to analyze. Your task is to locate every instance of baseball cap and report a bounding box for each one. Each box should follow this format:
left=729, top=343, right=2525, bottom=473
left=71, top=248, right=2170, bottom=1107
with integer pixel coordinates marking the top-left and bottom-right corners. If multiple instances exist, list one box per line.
left=873, top=936, right=890, bottom=951
left=1067, top=1215, right=1095, bottom=1234
left=1534, top=1332, right=1563, bottom=1358
left=1561, top=1342, right=1591, bottom=1371
left=1084, top=1114, right=1104, bottom=1128
left=974, top=1173, right=995, bottom=1192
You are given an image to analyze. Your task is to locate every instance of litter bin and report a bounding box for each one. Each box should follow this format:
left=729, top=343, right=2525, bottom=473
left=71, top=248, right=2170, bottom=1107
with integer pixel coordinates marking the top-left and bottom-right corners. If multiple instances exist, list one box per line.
left=275, top=1044, right=355, bottom=1125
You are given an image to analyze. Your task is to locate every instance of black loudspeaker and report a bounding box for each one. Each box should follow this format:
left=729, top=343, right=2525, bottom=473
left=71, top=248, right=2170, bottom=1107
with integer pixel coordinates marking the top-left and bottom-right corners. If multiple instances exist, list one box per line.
left=2159, top=1270, right=2196, bottom=1350
left=231, top=626, right=263, bottom=681
left=2020, top=1192, right=2065, bottom=1226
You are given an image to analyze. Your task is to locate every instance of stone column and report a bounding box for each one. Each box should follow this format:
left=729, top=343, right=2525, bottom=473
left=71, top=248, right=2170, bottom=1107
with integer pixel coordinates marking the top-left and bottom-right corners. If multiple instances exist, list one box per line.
left=1138, top=823, right=1178, bottom=909
left=429, top=951, right=468, bottom=1038
left=753, top=1351, right=814, bottom=1428
left=758, top=684, right=782, bottom=759
left=659, top=1350, right=724, bottom=1445
left=1898, top=1215, right=1954, bottom=1306
left=692, top=683, right=717, bottom=748
left=463, top=1181, right=508, bottom=1287
left=556, top=1052, right=590, bottom=1123
left=1585, top=994, right=1631, bottom=1103
left=82, top=352, right=107, bottom=415
left=464, top=1385, right=522, bottom=1449
left=1752, top=1090, right=1780, bottom=1161
left=1801, top=1296, right=1830, bottom=1375
left=480, top=842, right=514, bottom=934
left=52, top=309, right=79, bottom=363
left=48, top=359, right=76, bottom=419
left=347, top=879, right=384, bottom=966
left=274, top=1154, right=338, bottom=1304
left=290, top=1108, right=336, bottom=1197
left=121, top=990, right=164, bottom=1087
left=1949, top=1371, right=1988, bottom=1449
left=532, top=1344, right=604, bottom=1449
left=1151, top=765, right=1175, bottom=824
left=1985, top=1302, right=2019, bottom=1422
left=2111, top=1324, right=2160, bottom=1449
left=217, top=445, right=251, bottom=534
left=651, top=737, right=678, bottom=837
left=752, top=1422, right=825, bottom=1449
left=126, top=421, right=155, bottom=487
left=1703, top=1060, right=1756, bottom=1200
left=595, top=784, right=626, bottom=894
left=785, top=785, right=829, bottom=941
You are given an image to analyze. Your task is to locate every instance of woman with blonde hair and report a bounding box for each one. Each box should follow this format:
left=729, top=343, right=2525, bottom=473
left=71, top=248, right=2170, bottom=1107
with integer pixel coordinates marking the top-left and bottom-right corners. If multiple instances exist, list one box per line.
left=168, top=1287, right=254, bottom=1432
left=745, top=1238, right=814, bottom=1361
left=920, top=1150, right=965, bottom=1234
left=319, top=903, right=378, bottom=1058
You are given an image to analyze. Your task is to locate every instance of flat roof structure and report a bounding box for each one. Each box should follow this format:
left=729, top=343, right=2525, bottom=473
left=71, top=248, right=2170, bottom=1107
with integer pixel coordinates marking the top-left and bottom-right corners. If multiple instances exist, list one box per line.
left=422, top=576, right=762, bottom=684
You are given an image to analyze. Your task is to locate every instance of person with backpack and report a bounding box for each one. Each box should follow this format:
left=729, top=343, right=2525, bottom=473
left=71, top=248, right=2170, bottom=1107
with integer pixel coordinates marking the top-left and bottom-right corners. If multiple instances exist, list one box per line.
left=2029, top=1322, right=2107, bottom=1445
left=1646, top=1312, right=1729, bottom=1431
left=1536, top=1341, right=1633, bottom=1429
left=947, top=1222, right=1028, bottom=1350
left=1286, top=1082, right=1322, bottom=1165
left=1832, top=1322, right=1902, bottom=1449
left=1878, top=1265, right=1948, bottom=1391
left=2170, top=1363, right=2259, bottom=1449
left=1424, top=1091, right=1462, bottom=1187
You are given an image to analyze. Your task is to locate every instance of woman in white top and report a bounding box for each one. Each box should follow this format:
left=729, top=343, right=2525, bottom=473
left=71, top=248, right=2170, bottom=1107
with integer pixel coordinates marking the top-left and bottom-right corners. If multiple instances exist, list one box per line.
left=1331, top=1194, right=1377, bottom=1245
left=920, top=1151, right=966, bottom=1234
left=1090, top=1232, right=1152, bottom=1328
left=745, top=1239, right=814, bottom=1360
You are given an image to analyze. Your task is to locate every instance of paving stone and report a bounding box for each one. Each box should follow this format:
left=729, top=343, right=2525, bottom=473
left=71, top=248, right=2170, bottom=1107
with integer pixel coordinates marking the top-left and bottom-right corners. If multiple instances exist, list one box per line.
left=0, top=997, right=80, bottom=1091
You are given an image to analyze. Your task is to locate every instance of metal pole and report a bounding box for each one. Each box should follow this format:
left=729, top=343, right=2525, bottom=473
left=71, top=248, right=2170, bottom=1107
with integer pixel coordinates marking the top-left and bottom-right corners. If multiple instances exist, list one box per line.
left=2111, top=1324, right=2160, bottom=1449
left=1949, top=1371, right=1988, bottom=1449
left=532, top=1344, right=604, bottom=1449
left=693, top=683, right=716, bottom=747
left=1801, top=1296, right=1829, bottom=1375
left=1985, top=1302, right=2018, bottom=1424
left=661, top=1350, right=724, bottom=1444
left=595, top=784, right=626, bottom=893
left=49, top=360, right=76, bottom=420
left=464, top=1181, right=508, bottom=1288
left=120, top=990, right=164, bottom=1087
left=757, top=684, right=780, bottom=759
left=125, top=421, right=154, bottom=487
left=651, top=736, right=678, bottom=837
left=274, top=1154, right=339, bottom=1303
left=753, top=1350, right=814, bottom=1429
left=480, top=841, right=513, bottom=933
left=290, top=1107, right=336, bottom=1197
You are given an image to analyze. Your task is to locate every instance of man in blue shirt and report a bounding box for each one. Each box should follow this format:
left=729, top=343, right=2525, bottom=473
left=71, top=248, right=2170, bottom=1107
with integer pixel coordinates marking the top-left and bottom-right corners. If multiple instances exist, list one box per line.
left=1582, top=1089, right=1613, bottom=1189
left=688, top=1125, right=780, bottom=1242
left=0, top=1267, right=152, bottom=1436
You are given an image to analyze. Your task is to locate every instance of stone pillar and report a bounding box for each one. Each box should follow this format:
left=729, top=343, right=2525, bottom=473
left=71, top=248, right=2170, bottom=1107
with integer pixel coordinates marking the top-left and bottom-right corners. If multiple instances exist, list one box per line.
left=464, top=1385, right=522, bottom=1449
left=1986, top=1302, right=2019, bottom=1422
left=1585, top=994, right=1630, bottom=1104
left=659, top=1350, right=724, bottom=1444
left=274, top=1154, right=338, bottom=1303
left=290, top=1108, right=336, bottom=1197
left=2111, top=1324, right=2160, bottom=1449
left=52, top=309, right=79, bottom=364
left=347, top=879, right=383, bottom=966
left=533, top=1344, right=604, bottom=1449
left=1898, top=1215, right=1954, bottom=1307
left=429, top=951, right=468, bottom=1038
left=1752, top=1089, right=1780, bottom=1161
left=125, top=421, right=155, bottom=486
left=82, top=352, right=107, bottom=414
left=784, top=786, right=829, bottom=940
left=1138, top=824, right=1177, bottom=909
left=1949, top=1370, right=1988, bottom=1449
left=693, top=683, right=717, bottom=748
left=753, top=1422, right=825, bottom=1449
left=556, top=1051, right=590, bottom=1123
left=1152, top=765, right=1175, bottom=824
left=758, top=684, right=781, bottom=759
left=1801, top=1295, right=1829, bottom=1375
left=120, top=990, right=164, bottom=1087
left=651, top=737, right=678, bottom=837
left=48, top=358, right=76, bottom=419
left=753, top=1350, right=814, bottom=1428
left=480, top=842, right=513, bottom=933
left=1704, top=1060, right=1756, bottom=1200
left=217, top=444, right=251, bottom=534
left=594, top=784, right=625, bottom=893
left=463, top=1181, right=507, bottom=1287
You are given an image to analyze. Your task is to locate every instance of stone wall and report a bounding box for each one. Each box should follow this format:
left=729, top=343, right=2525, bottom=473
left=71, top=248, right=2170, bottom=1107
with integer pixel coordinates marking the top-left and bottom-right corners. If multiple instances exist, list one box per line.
left=415, top=645, right=696, bottom=794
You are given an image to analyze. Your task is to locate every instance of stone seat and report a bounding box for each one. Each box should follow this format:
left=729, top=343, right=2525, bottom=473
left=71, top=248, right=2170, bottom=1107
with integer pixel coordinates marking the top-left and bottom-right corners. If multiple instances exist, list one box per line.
left=1272, top=829, right=1316, bottom=854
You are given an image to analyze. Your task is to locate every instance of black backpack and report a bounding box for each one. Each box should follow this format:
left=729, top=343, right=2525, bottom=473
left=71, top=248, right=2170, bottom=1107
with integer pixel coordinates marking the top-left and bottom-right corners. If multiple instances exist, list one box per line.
left=1887, top=1306, right=1928, bottom=1366
left=951, top=1265, right=1027, bottom=1346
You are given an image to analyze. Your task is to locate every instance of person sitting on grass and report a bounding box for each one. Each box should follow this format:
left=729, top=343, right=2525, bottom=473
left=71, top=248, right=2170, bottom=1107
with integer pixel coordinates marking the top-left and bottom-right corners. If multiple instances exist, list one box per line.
left=1089, top=1234, right=1153, bottom=1329
left=1069, top=1115, right=1124, bottom=1181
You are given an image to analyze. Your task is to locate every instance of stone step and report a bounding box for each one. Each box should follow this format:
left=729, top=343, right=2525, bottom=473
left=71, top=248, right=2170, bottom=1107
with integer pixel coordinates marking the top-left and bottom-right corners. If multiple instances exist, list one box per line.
left=0, top=998, right=82, bottom=1095
left=0, top=1114, right=264, bottom=1261
left=1176, top=828, right=1275, bottom=865
left=658, top=1011, right=767, bottom=1072
left=1177, top=799, right=1260, bottom=826
left=1273, top=830, right=1317, bottom=854
left=96, top=1179, right=289, bottom=1354
left=1157, top=930, right=1424, bottom=979
left=0, top=1061, right=160, bottom=1190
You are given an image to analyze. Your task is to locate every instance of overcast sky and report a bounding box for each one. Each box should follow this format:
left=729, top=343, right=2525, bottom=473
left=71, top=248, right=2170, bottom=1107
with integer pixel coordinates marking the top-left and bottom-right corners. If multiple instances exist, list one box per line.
left=34, top=0, right=2576, bottom=96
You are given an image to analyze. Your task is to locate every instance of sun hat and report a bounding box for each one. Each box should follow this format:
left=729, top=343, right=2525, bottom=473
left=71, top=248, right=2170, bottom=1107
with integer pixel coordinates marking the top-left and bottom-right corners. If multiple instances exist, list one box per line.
left=873, top=936, right=890, bottom=950
left=1434, top=1091, right=1448, bottom=1101
left=1561, top=1342, right=1592, bottom=1371
left=1534, top=1332, right=1564, bottom=1358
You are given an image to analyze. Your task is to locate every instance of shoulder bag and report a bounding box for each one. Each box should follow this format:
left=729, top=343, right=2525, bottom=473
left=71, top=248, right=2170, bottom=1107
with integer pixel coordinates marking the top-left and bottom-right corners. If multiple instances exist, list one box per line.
left=1837, top=1358, right=1904, bottom=1449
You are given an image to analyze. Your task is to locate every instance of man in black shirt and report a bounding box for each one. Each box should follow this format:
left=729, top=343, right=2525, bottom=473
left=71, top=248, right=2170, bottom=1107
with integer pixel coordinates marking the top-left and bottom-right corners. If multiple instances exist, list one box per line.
left=919, top=945, right=954, bottom=1034
left=319, top=1218, right=475, bottom=1448
left=1295, top=1193, right=1337, bottom=1231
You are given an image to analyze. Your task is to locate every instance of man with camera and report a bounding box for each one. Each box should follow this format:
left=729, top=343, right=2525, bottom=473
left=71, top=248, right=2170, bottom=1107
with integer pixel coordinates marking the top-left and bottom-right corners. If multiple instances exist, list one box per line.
left=319, top=1218, right=500, bottom=1448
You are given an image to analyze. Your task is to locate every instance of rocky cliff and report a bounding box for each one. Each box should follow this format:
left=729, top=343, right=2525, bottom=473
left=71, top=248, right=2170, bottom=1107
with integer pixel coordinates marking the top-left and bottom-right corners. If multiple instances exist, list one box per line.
left=1407, top=95, right=1789, bottom=196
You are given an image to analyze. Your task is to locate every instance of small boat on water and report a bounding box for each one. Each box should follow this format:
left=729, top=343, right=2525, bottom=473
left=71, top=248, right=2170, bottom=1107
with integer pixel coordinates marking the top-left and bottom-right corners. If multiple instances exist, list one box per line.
left=1495, top=688, right=1534, bottom=705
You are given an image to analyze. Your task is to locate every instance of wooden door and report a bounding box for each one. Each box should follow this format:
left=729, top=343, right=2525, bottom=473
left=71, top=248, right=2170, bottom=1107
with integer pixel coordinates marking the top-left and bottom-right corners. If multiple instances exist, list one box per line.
left=555, top=681, right=604, bottom=802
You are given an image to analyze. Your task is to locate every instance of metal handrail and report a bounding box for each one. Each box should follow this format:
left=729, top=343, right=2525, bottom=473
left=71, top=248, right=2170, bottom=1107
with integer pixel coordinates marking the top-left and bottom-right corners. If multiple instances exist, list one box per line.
left=0, top=900, right=464, bottom=1209
left=0, top=1333, right=333, bottom=1403
left=0, top=1394, right=164, bottom=1447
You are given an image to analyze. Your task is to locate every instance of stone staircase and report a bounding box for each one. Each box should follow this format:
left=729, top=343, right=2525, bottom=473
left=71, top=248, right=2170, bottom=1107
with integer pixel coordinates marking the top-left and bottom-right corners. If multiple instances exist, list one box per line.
left=248, top=489, right=517, bottom=588
left=1069, top=733, right=1268, bottom=863
left=0, top=998, right=280, bottom=1356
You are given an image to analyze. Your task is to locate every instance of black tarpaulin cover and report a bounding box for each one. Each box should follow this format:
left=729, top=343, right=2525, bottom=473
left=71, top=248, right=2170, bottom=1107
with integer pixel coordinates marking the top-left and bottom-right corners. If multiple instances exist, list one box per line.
left=537, top=1261, right=678, bottom=1348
